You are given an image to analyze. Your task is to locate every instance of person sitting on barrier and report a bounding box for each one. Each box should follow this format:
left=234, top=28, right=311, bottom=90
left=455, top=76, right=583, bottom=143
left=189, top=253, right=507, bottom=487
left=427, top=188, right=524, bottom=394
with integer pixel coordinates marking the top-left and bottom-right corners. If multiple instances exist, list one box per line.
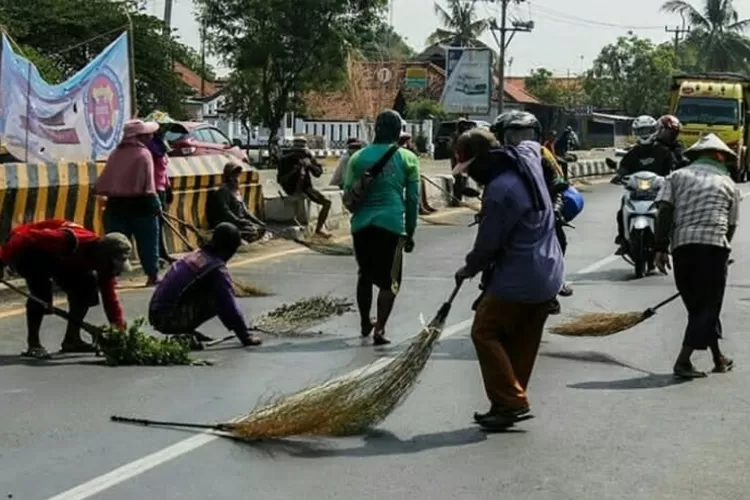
left=330, top=137, right=363, bottom=190
left=277, top=136, right=332, bottom=238
left=206, top=163, right=266, bottom=244
left=148, top=222, right=263, bottom=349
left=95, top=119, right=162, bottom=286
left=0, top=220, right=132, bottom=360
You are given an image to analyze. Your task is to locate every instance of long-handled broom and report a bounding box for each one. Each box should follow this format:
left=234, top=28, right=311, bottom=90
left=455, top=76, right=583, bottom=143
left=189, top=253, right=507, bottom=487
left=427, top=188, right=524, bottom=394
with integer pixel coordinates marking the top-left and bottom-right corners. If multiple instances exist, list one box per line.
left=551, top=259, right=735, bottom=337
left=420, top=175, right=481, bottom=212
left=160, top=216, right=272, bottom=298
left=110, top=282, right=463, bottom=439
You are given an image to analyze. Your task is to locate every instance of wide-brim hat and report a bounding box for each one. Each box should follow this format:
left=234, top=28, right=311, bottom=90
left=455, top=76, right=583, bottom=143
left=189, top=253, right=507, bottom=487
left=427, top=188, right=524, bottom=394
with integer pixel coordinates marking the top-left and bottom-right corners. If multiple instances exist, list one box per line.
left=685, top=133, right=737, bottom=160
left=452, top=128, right=499, bottom=175
left=123, top=119, right=159, bottom=139
left=223, top=162, right=244, bottom=175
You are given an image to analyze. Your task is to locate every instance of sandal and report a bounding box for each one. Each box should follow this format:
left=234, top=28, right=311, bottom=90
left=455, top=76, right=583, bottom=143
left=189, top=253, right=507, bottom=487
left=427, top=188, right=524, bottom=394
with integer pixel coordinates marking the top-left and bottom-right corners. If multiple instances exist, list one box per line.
left=241, top=335, right=263, bottom=347
left=21, top=347, right=52, bottom=360
left=373, top=329, right=391, bottom=346
left=673, top=363, right=707, bottom=379
left=712, top=358, right=734, bottom=373
left=60, top=342, right=97, bottom=354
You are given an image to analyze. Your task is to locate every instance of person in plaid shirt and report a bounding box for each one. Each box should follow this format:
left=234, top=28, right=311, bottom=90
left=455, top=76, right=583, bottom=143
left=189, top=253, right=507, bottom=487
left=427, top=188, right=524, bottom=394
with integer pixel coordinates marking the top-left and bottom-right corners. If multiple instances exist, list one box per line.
left=653, top=134, right=741, bottom=379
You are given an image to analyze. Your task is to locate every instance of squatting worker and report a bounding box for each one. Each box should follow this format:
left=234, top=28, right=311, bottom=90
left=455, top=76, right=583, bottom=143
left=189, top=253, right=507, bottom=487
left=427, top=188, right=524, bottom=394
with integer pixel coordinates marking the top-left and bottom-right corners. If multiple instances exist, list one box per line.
left=453, top=121, right=564, bottom=431
left=206, top=163, right=267, bottom=244
left=149, top=222, right=263, bottom=349
left=0, top=220, right=132, bottom=360
left=653, top=133, right=740, bottom=379
left=96, top=119, right=162, bottom=286
left=345, top=109, right=420, bottom=346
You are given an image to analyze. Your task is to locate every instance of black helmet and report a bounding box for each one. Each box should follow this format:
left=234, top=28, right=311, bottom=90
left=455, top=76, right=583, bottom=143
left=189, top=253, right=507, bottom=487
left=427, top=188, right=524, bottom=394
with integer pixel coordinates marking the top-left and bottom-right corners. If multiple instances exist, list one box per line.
left=209, top=222, right=242, bottom=258
left=491, top=111, right=541, bottom=143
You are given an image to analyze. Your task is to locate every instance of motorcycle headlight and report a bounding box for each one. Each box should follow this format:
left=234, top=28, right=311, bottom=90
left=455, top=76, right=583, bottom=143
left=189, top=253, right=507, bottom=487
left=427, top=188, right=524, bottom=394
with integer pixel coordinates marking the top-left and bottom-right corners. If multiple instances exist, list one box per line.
left=636, top=179, right=653, bottom=191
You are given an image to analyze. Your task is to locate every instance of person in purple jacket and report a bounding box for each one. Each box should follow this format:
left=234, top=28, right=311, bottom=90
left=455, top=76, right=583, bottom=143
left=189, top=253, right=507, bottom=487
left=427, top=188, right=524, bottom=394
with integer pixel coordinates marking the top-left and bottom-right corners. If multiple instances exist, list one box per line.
left=148, top=222, right=262, bottom=349
left=453, top=115, right=564, bottom=431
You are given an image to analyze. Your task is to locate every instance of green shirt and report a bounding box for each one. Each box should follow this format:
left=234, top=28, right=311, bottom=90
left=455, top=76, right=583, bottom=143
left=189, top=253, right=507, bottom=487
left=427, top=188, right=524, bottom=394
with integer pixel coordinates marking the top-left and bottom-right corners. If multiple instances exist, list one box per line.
left=344, top=144, right=421, bottom=237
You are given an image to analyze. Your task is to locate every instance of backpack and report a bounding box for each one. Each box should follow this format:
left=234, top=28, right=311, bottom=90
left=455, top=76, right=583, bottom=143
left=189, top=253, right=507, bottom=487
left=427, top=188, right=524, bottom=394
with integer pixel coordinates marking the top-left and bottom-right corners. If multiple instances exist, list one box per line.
left=343, top=145, right=399, bottom=213
left=560, top=185, right=584, bottom=222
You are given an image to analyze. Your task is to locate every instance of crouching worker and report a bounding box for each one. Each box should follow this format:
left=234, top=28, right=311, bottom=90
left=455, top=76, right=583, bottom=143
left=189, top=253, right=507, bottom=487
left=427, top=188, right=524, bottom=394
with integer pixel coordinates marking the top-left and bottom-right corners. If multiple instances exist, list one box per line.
left=148, top=222, right=262, bottom=349
left=0, top=220, right=131, bottom=360
left=207, top=163, right=267, bottom=244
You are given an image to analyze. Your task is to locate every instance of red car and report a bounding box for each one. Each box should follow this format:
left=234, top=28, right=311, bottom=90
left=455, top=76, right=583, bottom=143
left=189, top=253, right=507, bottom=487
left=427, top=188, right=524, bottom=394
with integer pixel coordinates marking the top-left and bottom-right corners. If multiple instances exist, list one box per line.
left=162, top=121, right=249, bottom=163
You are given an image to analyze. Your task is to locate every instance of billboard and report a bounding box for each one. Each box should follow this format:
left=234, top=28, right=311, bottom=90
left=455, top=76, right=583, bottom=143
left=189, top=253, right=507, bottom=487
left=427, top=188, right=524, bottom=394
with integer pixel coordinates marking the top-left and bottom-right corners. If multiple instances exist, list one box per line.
left=440, top=47, right=493, bottom=115
left=0, top=32, right=131, bottom=163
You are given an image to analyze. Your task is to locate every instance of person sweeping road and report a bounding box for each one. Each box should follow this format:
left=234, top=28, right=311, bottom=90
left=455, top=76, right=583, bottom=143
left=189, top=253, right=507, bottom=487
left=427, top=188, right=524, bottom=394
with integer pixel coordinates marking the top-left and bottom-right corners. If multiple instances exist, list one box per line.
left=453, top=121, right=564, bottom=431
left=0, top=220, right=132, bottom=359
left=148, top=222, right=263, bottom=349
left=653, top=133, right=741, bottom=379
left=344, top=110, right=419, bottom=346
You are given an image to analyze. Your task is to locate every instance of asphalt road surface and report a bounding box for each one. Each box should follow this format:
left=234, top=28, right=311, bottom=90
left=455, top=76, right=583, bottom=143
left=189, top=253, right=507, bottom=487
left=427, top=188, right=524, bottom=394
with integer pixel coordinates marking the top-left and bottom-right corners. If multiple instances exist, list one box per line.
left=3, top=180, right=750, bottom=499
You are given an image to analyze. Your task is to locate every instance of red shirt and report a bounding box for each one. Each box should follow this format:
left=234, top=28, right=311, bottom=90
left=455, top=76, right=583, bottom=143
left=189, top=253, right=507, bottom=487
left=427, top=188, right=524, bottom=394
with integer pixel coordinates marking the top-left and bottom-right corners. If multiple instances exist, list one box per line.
left=0, top=220, right=125, bottom=327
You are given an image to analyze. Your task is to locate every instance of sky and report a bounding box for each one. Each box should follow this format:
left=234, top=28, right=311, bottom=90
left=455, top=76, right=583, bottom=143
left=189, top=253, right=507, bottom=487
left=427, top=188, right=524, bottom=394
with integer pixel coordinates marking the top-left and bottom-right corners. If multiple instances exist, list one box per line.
left=151, top=0, right=748, bottom=77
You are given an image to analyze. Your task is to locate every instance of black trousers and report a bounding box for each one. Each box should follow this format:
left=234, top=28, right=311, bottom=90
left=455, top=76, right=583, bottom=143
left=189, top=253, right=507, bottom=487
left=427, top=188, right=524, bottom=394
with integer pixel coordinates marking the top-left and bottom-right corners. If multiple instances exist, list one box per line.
left=672, top=244, right=729, bottom=350
left=555, top=221, right=567, bottom=255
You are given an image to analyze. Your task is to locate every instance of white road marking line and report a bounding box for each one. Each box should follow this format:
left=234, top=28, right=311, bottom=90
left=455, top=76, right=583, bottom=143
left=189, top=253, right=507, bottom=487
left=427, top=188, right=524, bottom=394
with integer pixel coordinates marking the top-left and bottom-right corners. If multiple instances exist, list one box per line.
left=44, top=318, right=474, bottom=500
left=42, top=246, right=641, bottom=499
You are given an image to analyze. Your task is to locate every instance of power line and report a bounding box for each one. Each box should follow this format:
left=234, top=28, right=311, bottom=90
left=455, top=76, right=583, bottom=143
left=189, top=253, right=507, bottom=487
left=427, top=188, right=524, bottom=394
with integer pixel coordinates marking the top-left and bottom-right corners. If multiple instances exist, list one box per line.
left=529, top=2, right=663, bottom=30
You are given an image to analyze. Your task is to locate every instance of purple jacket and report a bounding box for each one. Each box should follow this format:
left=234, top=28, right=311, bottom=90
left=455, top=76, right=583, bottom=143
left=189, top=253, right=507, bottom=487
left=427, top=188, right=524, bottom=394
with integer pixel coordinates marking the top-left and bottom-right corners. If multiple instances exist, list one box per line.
left=149, top=248, right=248, bottom=334
left=464, top=141, right=564, bottom=303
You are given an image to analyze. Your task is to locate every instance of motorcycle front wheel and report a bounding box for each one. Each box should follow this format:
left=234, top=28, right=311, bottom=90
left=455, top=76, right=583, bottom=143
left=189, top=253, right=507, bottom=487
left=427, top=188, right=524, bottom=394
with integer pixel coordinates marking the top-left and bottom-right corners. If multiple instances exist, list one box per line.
left=630, top=229, right=650, bottom=279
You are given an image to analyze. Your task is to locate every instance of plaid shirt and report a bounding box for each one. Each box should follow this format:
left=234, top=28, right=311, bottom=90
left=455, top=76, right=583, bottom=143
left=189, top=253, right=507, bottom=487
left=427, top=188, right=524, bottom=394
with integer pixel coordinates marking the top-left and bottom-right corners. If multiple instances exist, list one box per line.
left=655, top=158, right=741, bottom=251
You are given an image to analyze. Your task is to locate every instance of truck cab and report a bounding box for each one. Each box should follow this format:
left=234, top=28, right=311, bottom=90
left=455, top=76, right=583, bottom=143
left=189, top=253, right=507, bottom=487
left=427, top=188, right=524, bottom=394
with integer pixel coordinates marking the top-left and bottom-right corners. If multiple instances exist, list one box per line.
left=669, top=72, right=750, bottom=182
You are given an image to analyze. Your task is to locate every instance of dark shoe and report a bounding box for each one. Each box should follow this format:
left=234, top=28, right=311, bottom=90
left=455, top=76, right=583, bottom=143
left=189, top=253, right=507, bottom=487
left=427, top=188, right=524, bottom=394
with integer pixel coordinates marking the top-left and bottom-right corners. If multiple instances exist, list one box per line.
left=549, top=299, right=561, bottom=315
left=673, top=363, right=707, bottom=379
left=474, top=406, right=530, bottom=423
left=241, top=335, right=263, bottom=347
left=476, top=407, right=534, bottom=431
left=192, top=331, right=215, bottom=343
left=373, top=330, right=391, bottom=346
left=559, top=283, right=573, bottom=297
left=21, top=346, right=52, bottom=360
left=615, top=245, right=628, bottom=256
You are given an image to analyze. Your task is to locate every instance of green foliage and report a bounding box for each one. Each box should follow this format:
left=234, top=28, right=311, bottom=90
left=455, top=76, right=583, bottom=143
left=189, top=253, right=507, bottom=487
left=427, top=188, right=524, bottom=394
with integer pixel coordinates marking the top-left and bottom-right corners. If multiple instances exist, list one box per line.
left=405, top=99, right=445, bottom=120
left=525, top=69, right=563, bottom=105
left=96, top=317, right=194, bottom=366
left=352, top=21, right=415, bottom=61
left=222, top=69, right=263, bottom=140
left=662, top=0, right=750, bottom=72
left=196, top=0, right=387, bottom=143
left=0, top=0, right=213, bottom=118
left=583, top=35, right=676, bottom=116
left=427, top=0, right=491, bottom=47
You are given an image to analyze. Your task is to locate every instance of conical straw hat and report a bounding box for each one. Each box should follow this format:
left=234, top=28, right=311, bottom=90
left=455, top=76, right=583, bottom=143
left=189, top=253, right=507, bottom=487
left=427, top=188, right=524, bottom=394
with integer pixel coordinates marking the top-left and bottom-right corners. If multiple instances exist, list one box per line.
left=685, top=133, right=737, bottom=159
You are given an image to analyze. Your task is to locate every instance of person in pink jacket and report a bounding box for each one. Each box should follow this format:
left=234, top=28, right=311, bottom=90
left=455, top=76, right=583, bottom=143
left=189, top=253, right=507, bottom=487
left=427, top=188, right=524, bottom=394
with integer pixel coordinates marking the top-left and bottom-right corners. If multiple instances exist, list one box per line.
left=147, top=129, right=175, bottom=264
left=95, top=119, right=162, bottom=286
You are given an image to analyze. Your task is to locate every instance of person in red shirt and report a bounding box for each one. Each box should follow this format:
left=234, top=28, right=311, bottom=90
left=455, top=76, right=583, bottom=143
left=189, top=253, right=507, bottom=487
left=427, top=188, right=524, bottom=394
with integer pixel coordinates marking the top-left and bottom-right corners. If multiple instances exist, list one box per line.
left=0, top=220, right=132, bottom=359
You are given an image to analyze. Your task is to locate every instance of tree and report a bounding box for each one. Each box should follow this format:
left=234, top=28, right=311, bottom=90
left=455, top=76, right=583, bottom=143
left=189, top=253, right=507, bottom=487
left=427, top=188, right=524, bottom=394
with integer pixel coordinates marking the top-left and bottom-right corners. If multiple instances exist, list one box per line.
left=196, top=0, right=387, bottom=146
left=426, top=0, right=491, bottom=47
left=352, top=21, right=415, bottom=61
left=525, top=68, right=563, bottom=105
left=222, top=70, right=263, bottom=145
left=583, top=35, right=677, bottom=116
left=171, top=42, right=217, bottom=82
left=0, top=0, right=209, bottom=118
left=662, top=0, right=750, bottom=72
left=405, top=99, right=446, bottom=120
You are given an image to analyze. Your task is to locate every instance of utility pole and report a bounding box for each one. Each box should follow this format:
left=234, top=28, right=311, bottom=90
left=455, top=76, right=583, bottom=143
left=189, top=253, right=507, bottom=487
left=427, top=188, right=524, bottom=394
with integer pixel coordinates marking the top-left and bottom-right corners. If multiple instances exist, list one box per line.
left=487, top=0, right=533, bottom=115
left=163, top=0, right=173, bottom=32
left=665, top=24, right=690, bottom=67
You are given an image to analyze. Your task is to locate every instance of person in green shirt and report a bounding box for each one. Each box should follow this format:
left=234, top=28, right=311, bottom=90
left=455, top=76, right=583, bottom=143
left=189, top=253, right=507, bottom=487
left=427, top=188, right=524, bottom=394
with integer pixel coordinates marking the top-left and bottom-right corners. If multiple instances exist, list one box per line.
left=344, top=110, right=420, bottom=346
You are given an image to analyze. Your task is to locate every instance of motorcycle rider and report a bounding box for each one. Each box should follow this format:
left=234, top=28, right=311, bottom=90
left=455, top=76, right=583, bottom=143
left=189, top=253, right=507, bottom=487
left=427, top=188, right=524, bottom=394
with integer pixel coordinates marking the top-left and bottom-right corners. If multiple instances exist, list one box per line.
left=613, top=115, right=675, bottom=255
left=490, top=111, right=572, bottom=313
left=654, top=114, right=689, bottom=169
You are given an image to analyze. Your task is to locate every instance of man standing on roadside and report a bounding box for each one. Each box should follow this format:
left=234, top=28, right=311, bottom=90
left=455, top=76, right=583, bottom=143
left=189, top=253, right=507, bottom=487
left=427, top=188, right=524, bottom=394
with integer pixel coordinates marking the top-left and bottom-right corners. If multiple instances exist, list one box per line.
left=453, top=117, right=564, bottom=431
left=345, top=110, right=420, bottom=346
left=653, top=134, right=740, bottom=379
left=451, top=119, right=475, bottom=206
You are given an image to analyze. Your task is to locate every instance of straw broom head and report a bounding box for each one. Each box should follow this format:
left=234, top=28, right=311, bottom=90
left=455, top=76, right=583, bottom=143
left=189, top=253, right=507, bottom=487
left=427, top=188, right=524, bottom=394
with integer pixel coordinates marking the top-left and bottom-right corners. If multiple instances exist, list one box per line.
left=225, top=310, right=448, bottom=439
left=232, top=281, right=273, bottom=298
left=549, top=311, right=645, bottom=337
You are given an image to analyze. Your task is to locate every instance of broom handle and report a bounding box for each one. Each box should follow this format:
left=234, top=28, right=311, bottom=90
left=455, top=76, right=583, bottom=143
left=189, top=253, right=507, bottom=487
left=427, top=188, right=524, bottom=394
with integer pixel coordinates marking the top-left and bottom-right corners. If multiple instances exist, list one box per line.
left=447, top=282, right=462, bottom=304
left=649, top=258, right=735, bottom=313
left=421, top=174, right=477, bottom=209
left=161, top=215, right=196, bottom=252
left=0, top=278, right=102, bottom=336
left=110, top=415, right=230, bottom=431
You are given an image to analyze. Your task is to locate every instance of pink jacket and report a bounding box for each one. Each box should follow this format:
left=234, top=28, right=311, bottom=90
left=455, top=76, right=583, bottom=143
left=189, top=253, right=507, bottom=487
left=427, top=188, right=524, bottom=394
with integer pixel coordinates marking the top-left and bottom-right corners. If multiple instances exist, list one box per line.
left=96, top=140, right=156, bottom=197
left=153, top=155, right=169, bottom=191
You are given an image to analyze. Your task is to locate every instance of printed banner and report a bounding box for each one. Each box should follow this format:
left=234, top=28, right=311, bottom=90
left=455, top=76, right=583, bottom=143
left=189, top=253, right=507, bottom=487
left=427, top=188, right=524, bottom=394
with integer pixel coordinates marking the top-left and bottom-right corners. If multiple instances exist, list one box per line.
left=440, top=47, right=493, bottom=115
left=0, top=32, right=131, bottom=163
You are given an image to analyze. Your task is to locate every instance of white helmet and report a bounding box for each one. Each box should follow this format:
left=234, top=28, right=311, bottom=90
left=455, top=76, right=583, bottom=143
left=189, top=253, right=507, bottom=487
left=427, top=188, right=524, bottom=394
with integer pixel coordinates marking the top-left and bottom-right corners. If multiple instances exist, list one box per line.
left=632, top=115, right=657, bottom=144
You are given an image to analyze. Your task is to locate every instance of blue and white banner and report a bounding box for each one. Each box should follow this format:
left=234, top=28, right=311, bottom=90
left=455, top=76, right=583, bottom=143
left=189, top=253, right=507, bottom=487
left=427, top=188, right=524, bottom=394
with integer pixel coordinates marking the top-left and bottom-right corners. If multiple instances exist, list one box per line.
left=440, top=47, right=493, bottom=115
left=0, top=32, right=131, bottom=163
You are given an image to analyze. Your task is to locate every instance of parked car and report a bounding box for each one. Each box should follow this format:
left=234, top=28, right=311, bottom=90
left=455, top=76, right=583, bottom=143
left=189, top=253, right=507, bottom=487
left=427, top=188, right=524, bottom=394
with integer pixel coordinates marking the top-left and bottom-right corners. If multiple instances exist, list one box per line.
left=161, top=121, right=249, bottom=163
left=433, top=119, right=491, bottom=160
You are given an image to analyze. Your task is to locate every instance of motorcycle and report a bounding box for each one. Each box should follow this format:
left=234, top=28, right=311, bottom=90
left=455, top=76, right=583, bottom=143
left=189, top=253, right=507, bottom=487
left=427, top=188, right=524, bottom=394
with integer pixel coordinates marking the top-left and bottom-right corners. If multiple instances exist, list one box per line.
left=617, top=171, right=666, bottom=278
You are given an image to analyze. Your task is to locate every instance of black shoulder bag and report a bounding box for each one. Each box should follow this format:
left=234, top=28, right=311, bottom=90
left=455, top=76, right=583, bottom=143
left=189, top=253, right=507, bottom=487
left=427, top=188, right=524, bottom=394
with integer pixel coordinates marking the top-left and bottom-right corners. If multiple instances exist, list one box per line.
left=343, top=145, right=399, bottom=213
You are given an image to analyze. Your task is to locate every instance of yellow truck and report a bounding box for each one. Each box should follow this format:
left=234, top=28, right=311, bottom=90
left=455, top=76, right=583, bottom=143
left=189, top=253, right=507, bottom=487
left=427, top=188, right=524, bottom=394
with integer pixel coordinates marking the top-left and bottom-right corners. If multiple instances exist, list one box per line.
left=669, top=72, right=750, bottom=182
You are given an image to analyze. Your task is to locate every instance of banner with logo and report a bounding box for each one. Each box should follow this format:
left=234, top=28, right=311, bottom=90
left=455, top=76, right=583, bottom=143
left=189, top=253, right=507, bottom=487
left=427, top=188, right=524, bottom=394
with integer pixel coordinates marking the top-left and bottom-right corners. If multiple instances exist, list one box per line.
left=0, top=32, right=131, bottom=163
left=439, top=47, right=493, bottom=115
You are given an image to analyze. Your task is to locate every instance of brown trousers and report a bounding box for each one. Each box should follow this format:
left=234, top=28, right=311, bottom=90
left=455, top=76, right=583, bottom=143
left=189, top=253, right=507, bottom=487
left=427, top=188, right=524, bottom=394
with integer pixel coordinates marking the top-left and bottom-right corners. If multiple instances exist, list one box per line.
left=471, top=294, right=551, bottom=410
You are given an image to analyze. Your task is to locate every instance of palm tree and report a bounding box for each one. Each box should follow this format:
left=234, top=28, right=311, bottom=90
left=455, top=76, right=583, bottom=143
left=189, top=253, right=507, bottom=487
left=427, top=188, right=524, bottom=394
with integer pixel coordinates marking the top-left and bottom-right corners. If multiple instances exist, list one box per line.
left=426, top=0, right=491, bottom=47
left=662, top=0, right=750, bottom=72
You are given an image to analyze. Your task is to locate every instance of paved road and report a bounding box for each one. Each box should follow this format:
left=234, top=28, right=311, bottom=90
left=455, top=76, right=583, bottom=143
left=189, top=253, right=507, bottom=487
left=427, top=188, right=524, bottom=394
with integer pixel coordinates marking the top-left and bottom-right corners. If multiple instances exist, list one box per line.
left=3, top=181, right=750, bottom=499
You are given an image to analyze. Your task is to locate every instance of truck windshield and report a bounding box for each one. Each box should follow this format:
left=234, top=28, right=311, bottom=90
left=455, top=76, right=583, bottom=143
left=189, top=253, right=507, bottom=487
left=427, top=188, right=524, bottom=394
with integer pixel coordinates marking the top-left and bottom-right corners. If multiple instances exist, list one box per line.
left=675, top=97, right=739, bottom=126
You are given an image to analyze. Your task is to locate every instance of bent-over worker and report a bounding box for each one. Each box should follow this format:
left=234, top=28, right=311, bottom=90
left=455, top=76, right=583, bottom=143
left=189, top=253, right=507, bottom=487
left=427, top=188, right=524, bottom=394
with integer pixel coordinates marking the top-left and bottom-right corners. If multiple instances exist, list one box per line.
left=207, top=163, right=267, bottom=244
left=0, top=220, right=132, bottom=359
left=148, top=222, right=263, bottom=349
